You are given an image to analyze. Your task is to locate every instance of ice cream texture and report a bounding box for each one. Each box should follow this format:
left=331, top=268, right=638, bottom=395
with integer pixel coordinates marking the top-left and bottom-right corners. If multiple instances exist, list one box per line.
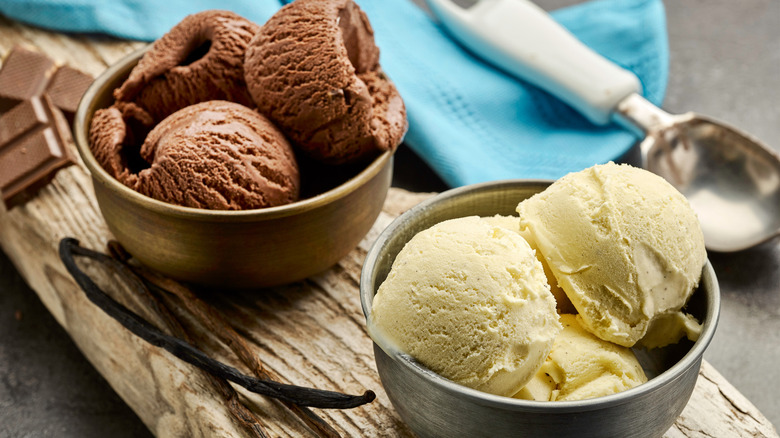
left=89, top=5, right=406, bottom=211
left=90, top=101, right=299, bottom=210
left=244, top=0, right=407, bottom=165
left=517, top=162, right=706, bottom=348
left=514, top=314, right=648, bottom=401
left=370, top=163, right=706, bottom=401
left=114, top=10, right=259, bottom=123
left=371, top=216, right=561, bottom=397
left=482, top=215, right=575, bottom=314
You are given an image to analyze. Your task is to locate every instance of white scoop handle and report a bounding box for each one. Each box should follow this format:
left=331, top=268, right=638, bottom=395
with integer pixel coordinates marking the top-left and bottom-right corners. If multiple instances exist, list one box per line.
left=425, top=0, right=641, bottom=125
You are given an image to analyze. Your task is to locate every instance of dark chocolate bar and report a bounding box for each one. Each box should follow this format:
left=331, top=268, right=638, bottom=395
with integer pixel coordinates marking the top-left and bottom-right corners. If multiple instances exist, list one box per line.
left=0, top=95, right=75, bottom=209
left=0, top=45, right=93, bottom=210
left=0, top=46, right=56, bottom=112
left=46, top=64, right=94, bottom=123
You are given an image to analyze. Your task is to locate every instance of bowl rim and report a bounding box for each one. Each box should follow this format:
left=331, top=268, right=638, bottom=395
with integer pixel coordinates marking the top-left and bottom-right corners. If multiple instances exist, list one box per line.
left=360, top=179, right=721, bottom=413
left=73, top=46, right=394, bottom=222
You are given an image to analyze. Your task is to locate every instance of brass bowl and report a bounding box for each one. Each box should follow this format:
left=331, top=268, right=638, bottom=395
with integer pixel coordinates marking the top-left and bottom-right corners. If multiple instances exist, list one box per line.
left=73, top=48, right=393, bottom=289
left=360, top=180, right=720, bottom=438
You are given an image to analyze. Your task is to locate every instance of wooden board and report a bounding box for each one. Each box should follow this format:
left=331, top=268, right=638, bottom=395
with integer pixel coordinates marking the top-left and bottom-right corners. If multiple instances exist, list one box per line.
left=0, top=17, right=777, bottom=438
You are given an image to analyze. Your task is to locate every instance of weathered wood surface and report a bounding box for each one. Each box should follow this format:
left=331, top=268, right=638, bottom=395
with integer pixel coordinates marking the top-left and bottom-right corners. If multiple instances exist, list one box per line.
left=0, top=17, right=777, bottom=438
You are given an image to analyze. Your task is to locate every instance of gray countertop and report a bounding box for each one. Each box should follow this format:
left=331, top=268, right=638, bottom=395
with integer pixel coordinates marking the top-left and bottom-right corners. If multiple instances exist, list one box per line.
left=1, top=0, right=778, bottom=436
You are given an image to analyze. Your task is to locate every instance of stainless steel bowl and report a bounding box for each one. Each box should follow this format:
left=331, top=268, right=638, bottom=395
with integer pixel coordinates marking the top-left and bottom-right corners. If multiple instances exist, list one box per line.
left=360, top=180, right=720, bottom=438
left=74, top=48, right=394, bottom=289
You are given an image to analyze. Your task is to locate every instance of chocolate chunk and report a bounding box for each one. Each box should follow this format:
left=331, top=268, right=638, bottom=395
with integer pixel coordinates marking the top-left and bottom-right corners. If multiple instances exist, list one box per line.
left=45, top=65, right=94, bottom=123
left=0, top=95, right=43, bottom=145
left=0, top=46, right=91, bottom=209
left=0, top=46, right=56, bottom=112
left=0, top=95, right=75, bottom=210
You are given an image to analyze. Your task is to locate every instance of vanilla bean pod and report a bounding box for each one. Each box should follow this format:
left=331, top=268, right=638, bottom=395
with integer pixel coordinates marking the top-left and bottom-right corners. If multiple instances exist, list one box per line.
left=59, top=238, right=375, bottom=409
left=124, top=260, right=341, bottom=438
left=108, top=240, right=339, bottom=438
left=102, top=243, right=270, bottom=437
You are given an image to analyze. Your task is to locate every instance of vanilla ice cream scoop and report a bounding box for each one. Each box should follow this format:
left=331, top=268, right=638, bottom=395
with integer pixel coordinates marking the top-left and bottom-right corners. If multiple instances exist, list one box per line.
left=514, top=314, right=647, bottom=401
left=517, top=162, right=706, bottom=347
left=371, top=216, right=561, bottom=397
left=482, top=215, right=575, bottom=314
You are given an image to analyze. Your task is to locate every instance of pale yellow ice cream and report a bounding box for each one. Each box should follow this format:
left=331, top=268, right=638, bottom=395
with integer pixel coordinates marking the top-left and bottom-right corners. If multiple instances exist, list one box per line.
left=517, top=162, right=706, bottom=348
left=483, top=215, right=575, bottom=314
left=638, top=311, right=702, bottom=349
left=370, top=216, right=561, bottom=397
left=514, top=314, right=648, bottom=401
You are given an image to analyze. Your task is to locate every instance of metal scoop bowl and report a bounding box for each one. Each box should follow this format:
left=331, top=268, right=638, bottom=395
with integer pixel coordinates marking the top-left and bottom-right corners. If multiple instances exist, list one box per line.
left=425, top=0, right=780, bottom=252
left=616, top=95, right=780, bottom=252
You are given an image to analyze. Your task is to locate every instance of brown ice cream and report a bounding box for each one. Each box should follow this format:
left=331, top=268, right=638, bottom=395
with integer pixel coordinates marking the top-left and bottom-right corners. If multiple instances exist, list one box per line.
left=244, top=0, right=407, bottom=165
left=90, top=101, right=299, bottom=210
left=89, top=6, right=406, bottom=211
left=114, top=10, right=259, bottom=123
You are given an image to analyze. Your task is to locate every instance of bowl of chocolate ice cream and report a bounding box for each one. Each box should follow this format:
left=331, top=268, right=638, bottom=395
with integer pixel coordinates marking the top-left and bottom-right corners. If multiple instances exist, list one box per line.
left=74, top=3, right=406, bottom=289
left=361, top=171, right=720, bottom=438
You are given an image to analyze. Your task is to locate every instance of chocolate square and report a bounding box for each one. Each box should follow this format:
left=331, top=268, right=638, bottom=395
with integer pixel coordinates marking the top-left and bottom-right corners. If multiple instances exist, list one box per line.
left=0, top=46, right=56, bottom=112
left=46, top=65, right=94, bottom=123
left=0, top=95, right=76, bottom=209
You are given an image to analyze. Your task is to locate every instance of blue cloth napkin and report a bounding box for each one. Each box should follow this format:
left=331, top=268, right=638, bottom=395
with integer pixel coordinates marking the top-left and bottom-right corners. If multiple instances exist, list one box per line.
left=0, top=0, right=668, bottom=186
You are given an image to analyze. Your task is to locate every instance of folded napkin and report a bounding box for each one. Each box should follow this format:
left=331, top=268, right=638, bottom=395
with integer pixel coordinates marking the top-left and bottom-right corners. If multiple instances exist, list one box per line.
left=0, top=0, right=668, bottom=186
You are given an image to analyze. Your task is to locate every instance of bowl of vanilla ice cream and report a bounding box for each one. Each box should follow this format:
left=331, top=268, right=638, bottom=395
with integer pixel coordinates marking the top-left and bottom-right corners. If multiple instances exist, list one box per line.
left=360, top=163, right=720, bottom=438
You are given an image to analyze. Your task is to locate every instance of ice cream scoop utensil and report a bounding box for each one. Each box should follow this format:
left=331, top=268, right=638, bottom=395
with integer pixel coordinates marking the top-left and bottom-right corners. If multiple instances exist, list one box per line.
left=425, top=0, right=780, bottom=252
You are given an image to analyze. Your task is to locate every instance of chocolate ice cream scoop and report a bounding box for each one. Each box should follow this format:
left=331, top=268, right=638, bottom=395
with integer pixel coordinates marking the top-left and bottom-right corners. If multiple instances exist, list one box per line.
left=90, top=100, right=300, bottom=210
left=88, top=101, right=154, bottom=187
left=115, top=10, right=259, bottom=123
left=244, top=0, right=407, bottom=165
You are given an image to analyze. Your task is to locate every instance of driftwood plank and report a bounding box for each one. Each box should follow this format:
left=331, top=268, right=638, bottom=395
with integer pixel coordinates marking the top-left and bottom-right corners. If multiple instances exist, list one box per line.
left=0, top=18, right=777, bottom=438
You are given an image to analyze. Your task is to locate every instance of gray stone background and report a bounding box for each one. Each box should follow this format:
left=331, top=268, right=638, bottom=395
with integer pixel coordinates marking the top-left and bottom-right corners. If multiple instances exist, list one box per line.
left=1, top=0, right=778, bottom=436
